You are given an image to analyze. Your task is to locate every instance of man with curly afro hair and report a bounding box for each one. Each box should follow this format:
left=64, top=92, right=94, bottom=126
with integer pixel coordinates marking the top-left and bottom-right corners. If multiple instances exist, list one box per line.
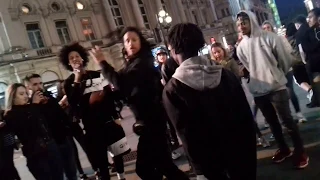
left=59, top=42, right=129, bottom=180
left=162, top=23, right=257, bottom=180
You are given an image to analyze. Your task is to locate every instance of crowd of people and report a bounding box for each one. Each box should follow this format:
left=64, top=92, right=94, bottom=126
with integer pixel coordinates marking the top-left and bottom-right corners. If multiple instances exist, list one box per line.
left=1, top=7, right=320, bottom=180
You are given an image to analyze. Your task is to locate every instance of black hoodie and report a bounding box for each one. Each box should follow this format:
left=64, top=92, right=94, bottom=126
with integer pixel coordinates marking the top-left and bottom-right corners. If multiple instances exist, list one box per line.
left=162, top=56, right=256, bottom=178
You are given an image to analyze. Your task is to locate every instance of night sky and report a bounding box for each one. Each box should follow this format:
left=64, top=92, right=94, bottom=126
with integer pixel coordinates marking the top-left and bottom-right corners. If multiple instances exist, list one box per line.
left=275, top=0, right=307, bottom=24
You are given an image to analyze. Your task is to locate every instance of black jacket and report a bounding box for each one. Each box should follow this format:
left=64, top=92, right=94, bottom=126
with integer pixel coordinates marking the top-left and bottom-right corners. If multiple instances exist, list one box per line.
left=64, top=70, right=121, bottom=136
left=99, top=52, right=167, bottom=133
left=5, top=105, right=52, bottom=158
left=162, top=56, right=256, bottom=178
left=38, top=94, right=70, bottom=144
left=301, top=26, right=320, bottom=72
left=161, top=57, right=179, bottom=84
left=296, top=23, right=310, bottom=46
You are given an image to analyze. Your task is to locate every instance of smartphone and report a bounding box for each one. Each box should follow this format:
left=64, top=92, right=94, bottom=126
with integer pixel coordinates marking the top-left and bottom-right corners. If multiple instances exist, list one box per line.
left=28, top=90, right=33, bottom=98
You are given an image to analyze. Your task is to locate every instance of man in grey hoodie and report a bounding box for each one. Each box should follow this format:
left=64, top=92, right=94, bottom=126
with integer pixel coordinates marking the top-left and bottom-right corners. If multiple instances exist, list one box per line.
left=163, top=23, right=257, bottom=180
left=236, top=11, right=309, bottom=169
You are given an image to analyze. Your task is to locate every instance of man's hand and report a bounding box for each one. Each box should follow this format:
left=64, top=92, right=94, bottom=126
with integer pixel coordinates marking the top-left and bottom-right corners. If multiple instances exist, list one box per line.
left=59, top=95, right=69, bottom=109
left=32, top=91, right=45, bottom=104
left=89, top=46, right=106, bottom=64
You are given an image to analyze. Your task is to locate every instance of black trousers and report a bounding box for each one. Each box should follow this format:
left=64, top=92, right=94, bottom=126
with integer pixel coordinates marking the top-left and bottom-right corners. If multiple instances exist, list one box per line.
left=135, top=132, right=189, bottom=180
left=254, top=89, right=304, bottom=154
left=85, top=133, right=111, bottom=180
left=0, top=145, right=20, bottom=180
left=70, top=122, right=97, bottom=173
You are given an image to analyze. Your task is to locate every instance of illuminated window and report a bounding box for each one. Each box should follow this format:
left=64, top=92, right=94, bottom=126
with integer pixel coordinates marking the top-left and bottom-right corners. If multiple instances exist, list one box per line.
left=80, top=18, right=96, bottom=40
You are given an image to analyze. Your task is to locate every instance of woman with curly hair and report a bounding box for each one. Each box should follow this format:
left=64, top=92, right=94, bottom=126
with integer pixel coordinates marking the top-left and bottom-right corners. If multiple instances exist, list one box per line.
left=59, top=43, right=129, bottom=180
left=89, top=27, right=189, bottom=180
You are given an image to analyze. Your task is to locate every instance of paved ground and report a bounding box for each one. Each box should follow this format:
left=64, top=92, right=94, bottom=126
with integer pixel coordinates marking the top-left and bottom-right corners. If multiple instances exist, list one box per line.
left=14, top=82, right=320, bottom=180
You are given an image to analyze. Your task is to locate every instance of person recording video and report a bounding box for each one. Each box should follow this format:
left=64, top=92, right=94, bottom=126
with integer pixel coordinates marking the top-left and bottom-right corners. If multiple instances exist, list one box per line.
left=24, top=74, right=77, bottom=180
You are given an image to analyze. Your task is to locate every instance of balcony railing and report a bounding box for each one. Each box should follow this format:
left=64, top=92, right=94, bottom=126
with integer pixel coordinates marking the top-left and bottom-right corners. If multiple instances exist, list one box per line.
left=0, top=38, right=116, bottom=64
left=37, top=47, right=53, bottom=56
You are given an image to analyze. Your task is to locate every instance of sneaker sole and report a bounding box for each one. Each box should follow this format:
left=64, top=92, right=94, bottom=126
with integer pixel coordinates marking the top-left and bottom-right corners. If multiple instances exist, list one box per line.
left=262, top=144, right=271, bottom=148
left=295, top=157, right=309, bottom=169
left=273, top=152, right=293, bottom=163
left=298, top=120, right=307, bottom=123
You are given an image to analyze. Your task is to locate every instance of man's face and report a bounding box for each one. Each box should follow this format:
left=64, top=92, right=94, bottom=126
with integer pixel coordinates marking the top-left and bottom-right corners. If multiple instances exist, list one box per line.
left=307, top=12, right=318, bottom=27
left=26, top=77, right=44, bottom=93
left=236, top=17, right=251, bottom=36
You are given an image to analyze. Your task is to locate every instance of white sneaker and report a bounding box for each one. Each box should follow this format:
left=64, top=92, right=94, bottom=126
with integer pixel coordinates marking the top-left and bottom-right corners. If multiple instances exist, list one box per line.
left=261, top=136, right=270, bottom=148
left=307, top=90, right=313, bottom=102
left=257, top=137, right=270, bottom=148
left=197, top=175, right=208, bottom=180
left=296, top=112, right=307, bottom=123
left=172, top=151, right=181, bottom=160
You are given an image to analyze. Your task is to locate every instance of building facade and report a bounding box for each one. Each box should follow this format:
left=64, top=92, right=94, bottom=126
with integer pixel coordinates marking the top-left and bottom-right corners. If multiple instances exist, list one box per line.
left=0, top=0, right=276, bottom=107
left=305, top=0, right=320, bottom=11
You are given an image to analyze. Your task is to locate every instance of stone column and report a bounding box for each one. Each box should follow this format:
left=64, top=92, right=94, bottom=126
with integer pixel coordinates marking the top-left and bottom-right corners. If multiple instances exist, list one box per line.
left=101, top=0, right=117, bottom=31
left=209, top=0, right=218, bottom=21
left=118, top=0, right=136, bottom=26
left=130, top=0, right=146, bottom=28
left=155, top=0, right=163, bottom=12
left=176, top=0, right=187, bottom=22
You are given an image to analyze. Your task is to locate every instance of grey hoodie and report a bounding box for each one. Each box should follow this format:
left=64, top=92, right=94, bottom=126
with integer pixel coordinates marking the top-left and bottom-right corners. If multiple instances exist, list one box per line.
left=236, top=11, right=293, bottom=97
left=172, top=56, right=223, bottom=91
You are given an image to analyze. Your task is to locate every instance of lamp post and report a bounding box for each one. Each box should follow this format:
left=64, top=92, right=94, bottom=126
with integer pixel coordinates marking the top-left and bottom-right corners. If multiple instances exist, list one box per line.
left=156, top=9, right=172, bottom=49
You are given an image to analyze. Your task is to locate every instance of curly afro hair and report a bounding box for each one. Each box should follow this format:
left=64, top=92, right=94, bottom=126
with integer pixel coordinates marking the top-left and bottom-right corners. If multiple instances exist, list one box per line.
left=58, top=42, right=89, bottom=71
left=167, top=23, right=205, bottom=56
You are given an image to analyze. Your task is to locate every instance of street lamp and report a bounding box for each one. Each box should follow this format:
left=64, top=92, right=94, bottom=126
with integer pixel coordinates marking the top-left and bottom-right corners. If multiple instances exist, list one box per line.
left=156, top=9, right=172, bottom=49
left=76, top=2, right=84, bottom=10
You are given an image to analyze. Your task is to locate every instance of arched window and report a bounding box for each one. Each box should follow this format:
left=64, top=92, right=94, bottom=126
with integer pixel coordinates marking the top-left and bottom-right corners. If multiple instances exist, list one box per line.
left=109, top=0, right=124, bottom=29
left=138, top=0, right=150, bottom=29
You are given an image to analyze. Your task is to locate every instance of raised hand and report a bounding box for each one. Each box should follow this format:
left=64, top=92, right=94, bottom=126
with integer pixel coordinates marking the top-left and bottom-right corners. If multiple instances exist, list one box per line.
left=89, top=46, right=106, bottom=64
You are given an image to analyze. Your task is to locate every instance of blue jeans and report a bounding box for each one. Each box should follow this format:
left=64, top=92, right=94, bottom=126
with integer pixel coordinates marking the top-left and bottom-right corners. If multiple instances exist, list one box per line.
left=27, top=141, right=64, bottom=180
left=58, top=137, right=77, bottom=180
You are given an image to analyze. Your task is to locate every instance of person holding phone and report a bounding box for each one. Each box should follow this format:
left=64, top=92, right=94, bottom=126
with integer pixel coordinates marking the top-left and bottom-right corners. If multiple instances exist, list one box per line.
left=60, top=42, right=129, bottom=180
left=24, top=74, right=77, bottom=180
